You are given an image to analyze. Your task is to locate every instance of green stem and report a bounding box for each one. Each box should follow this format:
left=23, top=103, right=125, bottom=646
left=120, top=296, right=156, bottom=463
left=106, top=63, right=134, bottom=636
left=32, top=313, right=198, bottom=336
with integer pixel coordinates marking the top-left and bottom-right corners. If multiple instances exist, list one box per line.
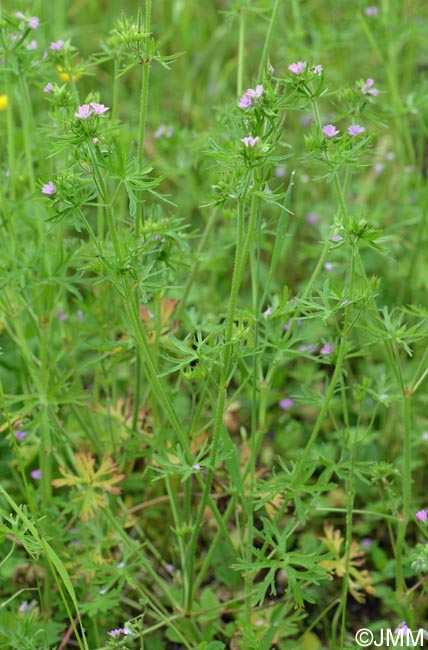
left=175, top=207, right=220, bottom=323
left=186, top=197, right=250, bottom=613
left=293, top=252, right=355, bottom=481
left=339, top=448, right=355, bottom=649
left=5, top=69, right=16, bottom=201
left=258, top=0, right=282, bottom=79
left=237, top=7, right=246, bottom=96
left=135, top=0, right=152, bottom=239
left=395, top=390, right=411, bottom=597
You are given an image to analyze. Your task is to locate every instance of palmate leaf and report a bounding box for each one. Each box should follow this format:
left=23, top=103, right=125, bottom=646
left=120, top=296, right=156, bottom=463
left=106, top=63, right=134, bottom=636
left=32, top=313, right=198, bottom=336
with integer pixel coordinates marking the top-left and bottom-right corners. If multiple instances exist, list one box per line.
left=52, top=453, right=124, bottom=521
left=318, top=523, right=376, bottom=603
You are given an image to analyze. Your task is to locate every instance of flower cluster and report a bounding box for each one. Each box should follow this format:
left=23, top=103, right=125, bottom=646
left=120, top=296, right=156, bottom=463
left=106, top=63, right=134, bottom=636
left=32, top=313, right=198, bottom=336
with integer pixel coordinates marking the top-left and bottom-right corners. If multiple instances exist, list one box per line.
left=416, top=509, right=428, bottom=523
left=75, top=102, right=110, bottom=119
left=361, top=78, right=379, bottom=96
left=107, top=627, right=132, bottom=637
left=15, top=12, right=40, bottom=29
left=322, top=124, right=366, bottom=138
left=288, top=61, right=323, bottom=76
left=238, top=84, right=263, bottom=109
left=240, top=135, right=259, bottom=148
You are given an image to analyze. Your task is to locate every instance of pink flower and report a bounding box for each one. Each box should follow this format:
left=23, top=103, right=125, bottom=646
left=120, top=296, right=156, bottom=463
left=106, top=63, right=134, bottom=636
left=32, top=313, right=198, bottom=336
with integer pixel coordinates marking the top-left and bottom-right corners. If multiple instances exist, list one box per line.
left=90, top=102, right=110, bottom=115
left=364, top=6, right=379, bottom=16
left=15, top=430, right=28, bottom=441
left=299, top=344, right=317, bottom=353
left=27, top=40, right=38, bottom=50
left=331, top=234, right=343, bottom=242
left=313, top=64, right=323, bottom=75
left=247, top=84, right=263, bottom=98
left=239, top=85, right=263, bottom=109
left=348, top=124, right=365, bottom=136
left=44, top=82, right=53, bottom=94
left=241, top=135, right=259, bottom=148
left=416, top=509, right=428, bottom=522
left=306, top=212, right=317, bottom=224
left=288, top=61, right=307, bottom=75
left=75, top=104, right=92, bottom=119
left=395, top=622, right=410, bottom=634
left=320, top=343, right=334, bottom=355
left=28, top=17, right=40, bottom=30
left=323, top=124, right=340, bottom=138
left=362, top=78, right=379, bottom=96
left=50, top=40, right=65, bottom=51
left=93, top=137, right=99, bottom=144
left=324, top=262, right=333, bottom=272
left=42, top=181, right=56, bottom=195
left=31, top=469, right=42, bottom=480
left=239, top=93, right=253, bottom=109
left=57, top=311, right=68, bottom=321
left=279, top=398, right=294, bottom=410
left=107, top=628, right=132, bottom=637
left=15, top=11, right=26, bottom=19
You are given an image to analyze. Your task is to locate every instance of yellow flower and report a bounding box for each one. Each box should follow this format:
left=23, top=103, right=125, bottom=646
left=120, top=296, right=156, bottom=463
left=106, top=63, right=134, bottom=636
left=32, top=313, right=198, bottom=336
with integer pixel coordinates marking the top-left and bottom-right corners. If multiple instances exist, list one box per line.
left=56, top=65, right=80, bottom=83
left=0, top=94, right=8, bottom=111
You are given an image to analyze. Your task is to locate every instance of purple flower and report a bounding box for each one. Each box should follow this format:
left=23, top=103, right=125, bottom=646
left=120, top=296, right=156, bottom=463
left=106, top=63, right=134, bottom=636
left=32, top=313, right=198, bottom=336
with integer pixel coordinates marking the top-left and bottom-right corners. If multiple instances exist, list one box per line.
left=320, top=343, right=334, bottom=355
left=31, top=469, right=42, bottom=480
left=15, top=430, right=28, bottom=441
left=154, top=124, right=173, bottom=138
left=364, top=6, right=379, bottom=16
left=238, top=93, right=253, bottom=109
left=275, top=166, right=287, bottom=178
left=361, top=537, right=372, bottom=549
left=279, top=398, right=294, bottom=410
left=288, top=61, right=307, bottom=75
left=313, top=64, right=323, bottom=75
left=299, top=344, right=317, bottom=353
left=362, top=78, right=379, bottom=96
left=90, top=102, right=110, bottom=115
left=331, top=234, right=343, bottom=242
left=74, top=104, right=92, bottom=119
left=166, top=563, right=174, bottom=574
left=323, top=124, right=340, bottom=138
left=324, top=262, right=333, bottom=272
left=56, top=310, right=68, bottom=321
left=241, top=135, right=259, bottom=148
left=395, top=622, right=410, bottom=634
left=373, top=163, right=384, bottom=175
left=416, top=509, right=428, bottom=522
left=42, top=181, right=56, bottom=195
left=27, top=40, right=38, bottom=50
left=422, top=432, right=428, bottom=441
left=15, top=11, right=26, bottom=19
left=247, top=84, right=264, bottom=98
left=192, top=463, right=201, bottom=470
left=239, top=85, right=263, bottom=109
left=306, top=212, right=317, bottom=225
left=43, top=82, right=53, bottom=94
left=348, top=124, right=365, bottom=136
left=50, top=40, right=65, bottom=51
left=107, top=628, right=132, bottom=637
left=263, top=306, right=272, bottom=317
left=93, top=137, right=99, bottom=144
left=18, top=600, right=37, bottom=613
left=28, top=17, right=40, bottom=30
